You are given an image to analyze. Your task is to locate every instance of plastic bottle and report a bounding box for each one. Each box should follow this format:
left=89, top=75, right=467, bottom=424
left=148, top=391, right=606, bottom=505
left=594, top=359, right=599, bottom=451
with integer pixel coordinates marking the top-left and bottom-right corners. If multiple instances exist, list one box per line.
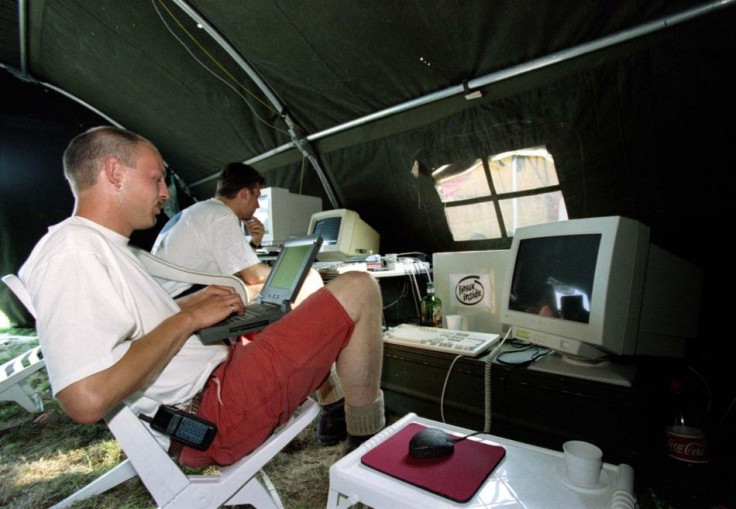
left=420, top=281, right=442, bottom=327
left=662, top=378, right=711, bottom=507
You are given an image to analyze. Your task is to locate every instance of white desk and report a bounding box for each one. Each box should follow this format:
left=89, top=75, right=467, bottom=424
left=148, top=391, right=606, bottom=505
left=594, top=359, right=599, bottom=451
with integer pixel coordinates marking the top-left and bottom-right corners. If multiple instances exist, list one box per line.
left=316, top=261, right=430, bottom=281
left=327, top=413, right=635, bottom=509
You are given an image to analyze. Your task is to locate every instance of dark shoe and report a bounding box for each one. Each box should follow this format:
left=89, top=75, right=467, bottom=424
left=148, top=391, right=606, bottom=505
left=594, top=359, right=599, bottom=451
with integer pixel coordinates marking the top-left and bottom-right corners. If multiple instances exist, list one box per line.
left=341, top=433, right=375, bottom=457
left=317, top=398, right=347, bottom=446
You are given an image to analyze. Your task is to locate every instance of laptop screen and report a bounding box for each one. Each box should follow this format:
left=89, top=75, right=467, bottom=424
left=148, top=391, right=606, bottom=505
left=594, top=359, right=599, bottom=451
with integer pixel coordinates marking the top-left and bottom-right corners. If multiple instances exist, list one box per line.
left=270, top=243, right=312, bottom=289
left=260, top=234, right=323, bottom=305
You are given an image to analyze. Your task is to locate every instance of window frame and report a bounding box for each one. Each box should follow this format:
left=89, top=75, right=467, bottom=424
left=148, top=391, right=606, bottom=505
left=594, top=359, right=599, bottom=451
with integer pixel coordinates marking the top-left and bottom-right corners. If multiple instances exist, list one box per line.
left=432, top=147, right=566, bottom=248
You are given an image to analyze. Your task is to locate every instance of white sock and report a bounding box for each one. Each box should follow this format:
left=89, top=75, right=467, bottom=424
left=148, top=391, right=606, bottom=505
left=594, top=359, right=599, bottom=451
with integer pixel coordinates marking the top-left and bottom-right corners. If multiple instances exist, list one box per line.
left=345, top=390, right=385, bottom=437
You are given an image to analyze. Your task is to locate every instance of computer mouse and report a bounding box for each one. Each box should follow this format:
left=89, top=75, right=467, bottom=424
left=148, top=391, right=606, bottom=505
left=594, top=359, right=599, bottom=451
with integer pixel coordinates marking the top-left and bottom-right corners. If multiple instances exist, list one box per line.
left=408, top=427, right=455, bottom=459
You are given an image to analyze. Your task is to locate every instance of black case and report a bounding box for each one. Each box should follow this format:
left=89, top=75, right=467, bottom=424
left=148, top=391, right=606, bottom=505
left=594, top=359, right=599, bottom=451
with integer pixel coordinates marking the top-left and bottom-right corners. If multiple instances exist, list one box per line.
left=147, top=405, right=217, bottom=450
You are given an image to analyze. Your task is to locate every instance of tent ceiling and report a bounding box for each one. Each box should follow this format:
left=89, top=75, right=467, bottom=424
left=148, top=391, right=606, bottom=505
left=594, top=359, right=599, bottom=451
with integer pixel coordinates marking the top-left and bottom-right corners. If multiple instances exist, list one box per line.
left=0, top=0, right=719, bottom=200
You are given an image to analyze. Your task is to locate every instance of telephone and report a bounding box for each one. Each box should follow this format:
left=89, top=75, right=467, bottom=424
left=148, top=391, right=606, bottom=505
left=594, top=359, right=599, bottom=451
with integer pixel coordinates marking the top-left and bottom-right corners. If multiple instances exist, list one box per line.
left=140, top=405, right=217, bottom=450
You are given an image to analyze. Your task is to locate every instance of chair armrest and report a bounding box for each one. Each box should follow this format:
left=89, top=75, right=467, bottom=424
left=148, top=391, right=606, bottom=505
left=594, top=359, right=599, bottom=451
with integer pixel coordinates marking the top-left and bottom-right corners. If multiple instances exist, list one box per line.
left=2, top=274, right=37, bottom=316
left=132, top=249, right=250, bottom=304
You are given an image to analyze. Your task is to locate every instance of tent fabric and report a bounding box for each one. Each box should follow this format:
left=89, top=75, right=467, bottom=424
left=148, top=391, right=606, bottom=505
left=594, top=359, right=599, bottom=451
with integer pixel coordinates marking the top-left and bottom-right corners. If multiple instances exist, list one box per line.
left=258, top=10, right=733, bottom=261
left=2, top=0, right=716, bottom=189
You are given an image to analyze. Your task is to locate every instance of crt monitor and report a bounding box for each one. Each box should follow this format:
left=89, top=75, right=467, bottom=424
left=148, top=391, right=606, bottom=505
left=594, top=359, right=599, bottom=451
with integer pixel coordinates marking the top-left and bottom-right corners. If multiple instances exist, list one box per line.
left=499, top=216, right=702, bottom=386
left=308, top=209, right=380, bottom=262
left=432, top=249, right=510, bottom=333
left=252, top=187, right=322, bottom=248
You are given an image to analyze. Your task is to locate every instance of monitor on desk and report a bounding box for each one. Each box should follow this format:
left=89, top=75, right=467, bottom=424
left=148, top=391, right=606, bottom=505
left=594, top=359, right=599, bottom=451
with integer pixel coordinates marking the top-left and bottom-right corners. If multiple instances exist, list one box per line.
left=433, top=249, right=510, bottom=333
left=499, top=216, right=703, bottom=386
left=308, top=209, right=380, bottom=261
left=252, top=187, right=322, bottom=248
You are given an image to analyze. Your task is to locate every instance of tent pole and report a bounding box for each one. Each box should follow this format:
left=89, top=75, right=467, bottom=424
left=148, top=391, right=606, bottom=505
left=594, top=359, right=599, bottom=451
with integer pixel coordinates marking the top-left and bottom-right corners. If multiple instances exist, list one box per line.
left=12, top=0, right=198, bottom=199
left=236, top=0, right=731, bottom=169
left=171, top=0, right=340, bottom=208
left=170, top=0, right=284, bottom=113
left=17, top=0, right=27, bottom=76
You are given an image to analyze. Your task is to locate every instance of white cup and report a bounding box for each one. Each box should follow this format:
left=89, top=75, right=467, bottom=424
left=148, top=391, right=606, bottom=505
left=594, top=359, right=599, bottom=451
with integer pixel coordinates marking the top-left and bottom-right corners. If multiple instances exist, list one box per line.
left=563, top=440, right=603, bottom=488
left=445, top=314, right=463, bottom=330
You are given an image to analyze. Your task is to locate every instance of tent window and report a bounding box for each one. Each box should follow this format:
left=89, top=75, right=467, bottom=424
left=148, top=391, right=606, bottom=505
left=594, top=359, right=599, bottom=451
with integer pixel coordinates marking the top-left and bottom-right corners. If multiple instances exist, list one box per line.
left=432, top=147, right=567, bottom=241
left=432, top=159, right=490, bottom=203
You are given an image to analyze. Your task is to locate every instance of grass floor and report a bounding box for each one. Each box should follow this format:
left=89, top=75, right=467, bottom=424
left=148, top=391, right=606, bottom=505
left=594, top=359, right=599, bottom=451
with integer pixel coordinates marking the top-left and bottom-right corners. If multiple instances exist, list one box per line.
left=0, top=332, right=345, bottom=508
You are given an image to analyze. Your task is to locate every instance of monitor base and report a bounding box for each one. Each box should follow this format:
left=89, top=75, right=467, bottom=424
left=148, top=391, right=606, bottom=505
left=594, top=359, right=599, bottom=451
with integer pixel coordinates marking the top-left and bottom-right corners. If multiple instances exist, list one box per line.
left=527, top=352, right=637, bottom=387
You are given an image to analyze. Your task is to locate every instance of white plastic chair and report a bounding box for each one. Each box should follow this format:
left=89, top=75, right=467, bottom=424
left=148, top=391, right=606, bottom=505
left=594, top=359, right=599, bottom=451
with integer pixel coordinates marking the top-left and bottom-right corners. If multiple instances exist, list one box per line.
left=1, top=274, right=47, bottom=413
left=3, top=267, right=319, bottom=508
left=0, top=343, right=45, bottom=413
left=55, top=398, right=319, bottom=508
left=132, top=247, right=251, bottom=304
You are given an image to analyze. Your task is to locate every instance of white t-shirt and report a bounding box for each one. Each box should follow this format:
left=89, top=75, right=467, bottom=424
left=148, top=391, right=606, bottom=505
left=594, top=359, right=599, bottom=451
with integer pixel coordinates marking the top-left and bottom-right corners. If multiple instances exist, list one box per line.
left=152, top=198, right=260, bottom=296
left=19, top=216, right=228, bottom=424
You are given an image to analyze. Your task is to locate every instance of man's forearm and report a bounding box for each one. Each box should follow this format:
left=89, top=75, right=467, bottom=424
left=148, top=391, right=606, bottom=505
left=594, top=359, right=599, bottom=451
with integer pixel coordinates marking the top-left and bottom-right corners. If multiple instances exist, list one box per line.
left=56, top=311, right=199, bottom=424
left=236, top=263, right=271, bottom=286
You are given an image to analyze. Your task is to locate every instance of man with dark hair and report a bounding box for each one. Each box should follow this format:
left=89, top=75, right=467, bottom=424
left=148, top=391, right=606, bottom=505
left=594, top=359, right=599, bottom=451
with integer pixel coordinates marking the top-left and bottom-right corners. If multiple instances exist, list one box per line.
left=152, top=162, right=272, bottom=298
left=153, top=161, right=347, bottom=445
left=20, top=126, right=384, bottom=467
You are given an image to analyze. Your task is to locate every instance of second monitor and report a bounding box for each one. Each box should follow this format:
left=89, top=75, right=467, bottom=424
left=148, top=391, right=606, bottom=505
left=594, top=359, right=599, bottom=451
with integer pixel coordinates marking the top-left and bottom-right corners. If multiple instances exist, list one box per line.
left=308, top=208, right=380, bottom=261
left=253, top=187, right=322, bottom=248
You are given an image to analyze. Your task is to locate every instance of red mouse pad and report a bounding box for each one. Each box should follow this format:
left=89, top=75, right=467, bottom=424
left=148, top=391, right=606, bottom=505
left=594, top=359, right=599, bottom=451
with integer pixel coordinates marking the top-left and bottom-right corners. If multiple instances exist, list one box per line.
left=360, top=422, right=506, bottom=503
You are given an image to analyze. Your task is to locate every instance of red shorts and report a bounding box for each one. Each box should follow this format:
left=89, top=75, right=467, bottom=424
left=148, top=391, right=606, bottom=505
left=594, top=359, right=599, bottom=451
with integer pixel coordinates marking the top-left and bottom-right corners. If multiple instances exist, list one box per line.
left=180, top=287, right=354, bottom=467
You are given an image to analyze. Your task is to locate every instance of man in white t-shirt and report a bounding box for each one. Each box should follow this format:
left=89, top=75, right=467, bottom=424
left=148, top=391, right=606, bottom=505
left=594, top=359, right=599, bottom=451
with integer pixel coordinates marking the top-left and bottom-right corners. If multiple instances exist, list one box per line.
left=152, top=162, right=346, bottom=446
left=151, top=162, right=271, bottom=298
left=19, top=126, right=385, bottom=466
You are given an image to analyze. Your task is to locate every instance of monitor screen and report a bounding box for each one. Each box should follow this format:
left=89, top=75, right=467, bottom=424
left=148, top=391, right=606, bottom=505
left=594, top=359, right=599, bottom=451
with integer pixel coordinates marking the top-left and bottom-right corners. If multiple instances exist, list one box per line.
left=312, top=217, right=341, bottom=246
left=308, top=209, right=379, bottom=261
left=508, top=234, right=600, bottom=325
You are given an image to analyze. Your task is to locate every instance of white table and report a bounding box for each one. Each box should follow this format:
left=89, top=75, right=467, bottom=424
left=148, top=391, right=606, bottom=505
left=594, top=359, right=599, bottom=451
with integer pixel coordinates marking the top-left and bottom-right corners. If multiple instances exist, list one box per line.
left=327, top=413, right=635, bottom=509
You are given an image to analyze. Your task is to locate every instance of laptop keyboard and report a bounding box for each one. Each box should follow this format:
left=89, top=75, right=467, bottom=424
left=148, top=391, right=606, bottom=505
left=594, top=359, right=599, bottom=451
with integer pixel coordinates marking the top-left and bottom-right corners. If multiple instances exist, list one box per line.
left=229, top=305, right=273, bottom=322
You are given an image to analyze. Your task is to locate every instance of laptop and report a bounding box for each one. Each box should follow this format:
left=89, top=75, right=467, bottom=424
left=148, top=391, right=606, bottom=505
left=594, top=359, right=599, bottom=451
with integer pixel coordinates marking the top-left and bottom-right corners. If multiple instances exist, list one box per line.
left=197, top=234, right=323, bottom=344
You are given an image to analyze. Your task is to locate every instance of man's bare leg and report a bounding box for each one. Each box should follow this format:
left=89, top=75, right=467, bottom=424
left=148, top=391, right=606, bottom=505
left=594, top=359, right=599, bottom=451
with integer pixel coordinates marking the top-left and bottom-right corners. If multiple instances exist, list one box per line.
left=293, top=269, right=350, bottom=444
left=293, top=268, right=325, bottom=307
left=296, top=268, right=343, bottom=405
left=325, top=271, right=385, bottom=452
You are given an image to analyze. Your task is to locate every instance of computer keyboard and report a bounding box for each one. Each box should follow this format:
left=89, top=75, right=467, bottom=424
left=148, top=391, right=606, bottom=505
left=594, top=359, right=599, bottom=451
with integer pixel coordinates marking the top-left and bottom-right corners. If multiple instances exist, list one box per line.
left=384, top=323, right=500, bottom=357
left=313, top=261, right=369, bottom=282
left=313, top=261, right=368, bottom=273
